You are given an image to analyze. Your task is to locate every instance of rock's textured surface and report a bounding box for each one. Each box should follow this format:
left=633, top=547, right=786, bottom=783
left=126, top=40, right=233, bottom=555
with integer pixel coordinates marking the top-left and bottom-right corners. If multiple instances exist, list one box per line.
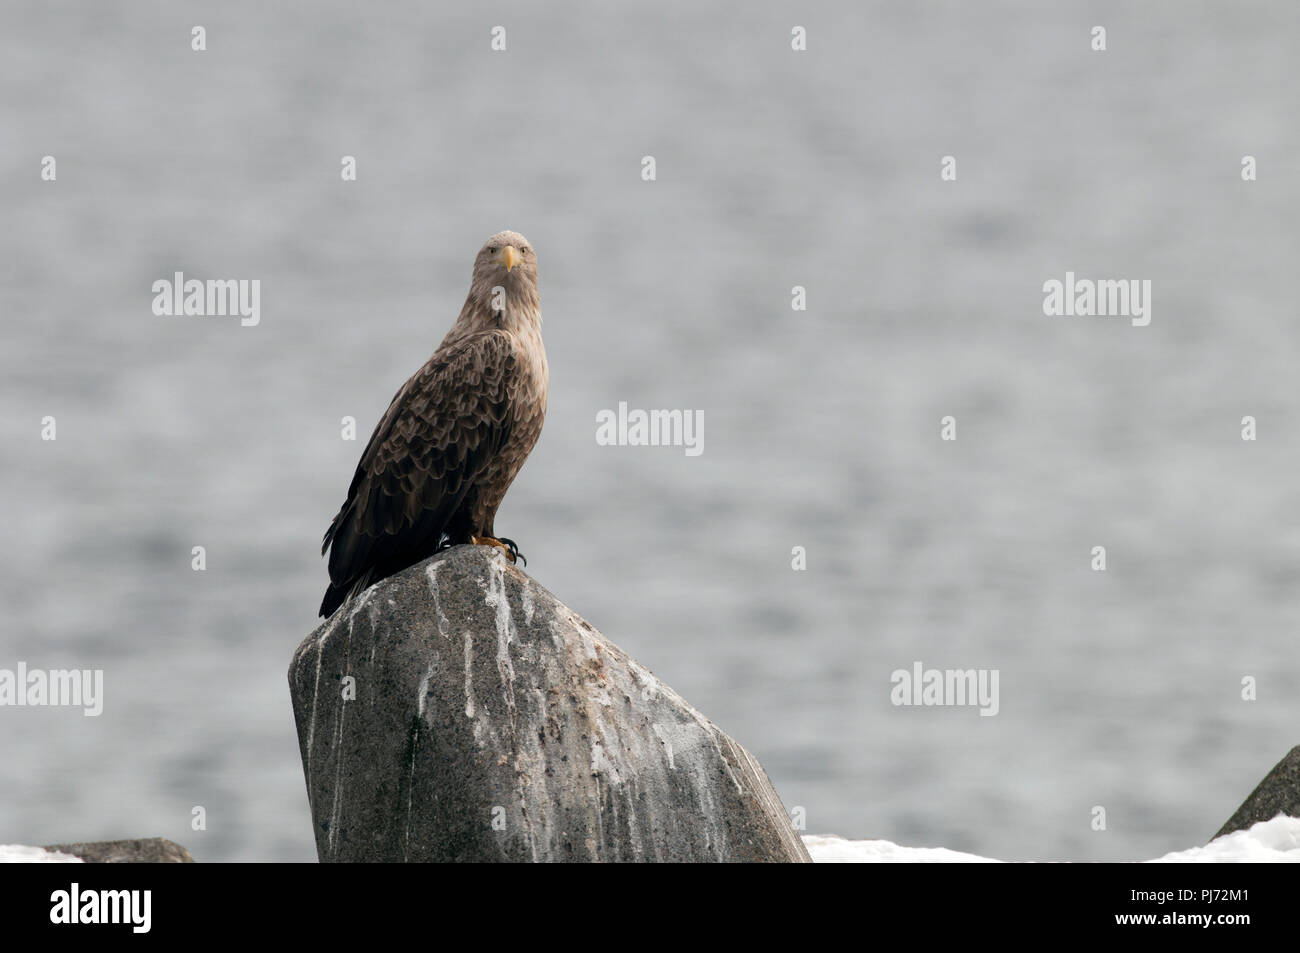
left=289, top=544, right=810, bottom=862
left=1215, top=745, right=1300, bottom=840
left=43, top=838, right=194, bottom=863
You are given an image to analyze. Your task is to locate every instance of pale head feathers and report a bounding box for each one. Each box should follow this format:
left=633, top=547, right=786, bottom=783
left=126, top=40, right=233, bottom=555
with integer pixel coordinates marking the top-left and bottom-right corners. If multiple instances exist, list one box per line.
left=452, top=230, right=540, bottom=334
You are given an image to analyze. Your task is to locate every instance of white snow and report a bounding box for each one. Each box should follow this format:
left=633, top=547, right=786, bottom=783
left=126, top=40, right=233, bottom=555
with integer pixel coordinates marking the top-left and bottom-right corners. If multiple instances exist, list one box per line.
left=805, top=835, right=999, bottom=863
left=1146, top=815, right=1300, bottom=863
left=0, top=844, right=83, bottom=863
left=805, top=814, right=1300, bottom=863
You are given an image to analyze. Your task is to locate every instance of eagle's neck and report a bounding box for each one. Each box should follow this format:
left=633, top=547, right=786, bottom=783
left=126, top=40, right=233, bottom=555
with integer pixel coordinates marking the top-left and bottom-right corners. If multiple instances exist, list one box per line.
left=497, top=285, right=541, bottom=334
left=457, top=280, right=540, bottom=337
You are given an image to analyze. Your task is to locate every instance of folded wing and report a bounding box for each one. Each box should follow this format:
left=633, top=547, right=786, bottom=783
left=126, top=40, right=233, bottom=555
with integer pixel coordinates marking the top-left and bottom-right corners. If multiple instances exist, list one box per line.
left=319, top=331, right=516, bottom=616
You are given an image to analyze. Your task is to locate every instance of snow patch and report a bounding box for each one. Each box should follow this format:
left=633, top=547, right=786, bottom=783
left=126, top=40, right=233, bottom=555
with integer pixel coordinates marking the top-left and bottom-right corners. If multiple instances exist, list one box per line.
left=804, top=836, right=998, bottom=863
left=0, top=845, right=83, bottom=863
left=1147, top=815, right=1300, bottom=863
left=804, top=815, right=1300, bottom=863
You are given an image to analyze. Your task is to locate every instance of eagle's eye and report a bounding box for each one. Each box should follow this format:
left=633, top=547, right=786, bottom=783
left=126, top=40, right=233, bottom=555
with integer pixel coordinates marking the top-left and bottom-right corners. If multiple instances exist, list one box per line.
left=521, top=246, right=530, bottom=254
left=487, top=245, right=498, bottom=254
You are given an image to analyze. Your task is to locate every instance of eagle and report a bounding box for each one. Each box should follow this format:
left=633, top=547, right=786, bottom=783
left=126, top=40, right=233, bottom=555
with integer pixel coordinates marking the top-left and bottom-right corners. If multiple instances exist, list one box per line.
left=319, top=230, right=548, bottom=618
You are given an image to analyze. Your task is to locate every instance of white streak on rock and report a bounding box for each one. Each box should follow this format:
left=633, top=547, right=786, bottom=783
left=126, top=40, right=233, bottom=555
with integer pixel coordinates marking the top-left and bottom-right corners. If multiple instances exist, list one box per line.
left=463, top=629, right=476, bottom=719
left=425, top=563, right=452, bottom=639
left=521, top=581, right=535, bottom=625
left=347, top=585, right=377, bottom=629
left=403, top=722, right=419, bottom=862
left=482, top=558, right=517, bottom=712
left=652, top=723, right=675, bottom=769
left=304, top=612, right=341, bottom=771
left=416, top=664, right=433, bottom=721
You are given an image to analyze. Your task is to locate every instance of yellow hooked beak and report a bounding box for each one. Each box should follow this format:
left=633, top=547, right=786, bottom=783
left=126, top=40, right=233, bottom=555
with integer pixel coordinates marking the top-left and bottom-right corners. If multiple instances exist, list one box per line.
left=497, top=245, right=520, bottom=272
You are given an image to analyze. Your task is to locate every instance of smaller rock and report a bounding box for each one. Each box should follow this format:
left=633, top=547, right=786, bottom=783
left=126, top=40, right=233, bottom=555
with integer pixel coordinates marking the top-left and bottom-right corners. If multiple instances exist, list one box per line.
left=42, top=838, right=194, bottom=863
left=1214, top=746, right=1300, bottom=840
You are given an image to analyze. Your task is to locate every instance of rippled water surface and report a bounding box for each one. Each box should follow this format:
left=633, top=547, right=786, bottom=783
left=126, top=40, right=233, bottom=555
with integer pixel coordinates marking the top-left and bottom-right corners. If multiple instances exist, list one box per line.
left=2, top=2, right=1298, bottom=861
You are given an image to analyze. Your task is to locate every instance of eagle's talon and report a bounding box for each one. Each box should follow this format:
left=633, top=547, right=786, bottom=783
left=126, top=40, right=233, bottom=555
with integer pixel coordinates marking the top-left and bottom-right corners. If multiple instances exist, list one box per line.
left=498, top=537, right=526, bottom=567
left=470, top=535, right=524, bottom=565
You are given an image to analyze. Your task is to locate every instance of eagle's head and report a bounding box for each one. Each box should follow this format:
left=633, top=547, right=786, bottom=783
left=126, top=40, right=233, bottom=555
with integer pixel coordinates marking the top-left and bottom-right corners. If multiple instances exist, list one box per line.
left=459, top=230, right=541, bottom=335
left=473, top=229, right=537, bottom=290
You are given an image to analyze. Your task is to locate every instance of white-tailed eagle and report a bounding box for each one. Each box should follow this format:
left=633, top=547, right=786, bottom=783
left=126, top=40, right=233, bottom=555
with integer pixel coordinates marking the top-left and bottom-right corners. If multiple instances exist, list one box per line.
left=319, top=230, right=548, bottom=617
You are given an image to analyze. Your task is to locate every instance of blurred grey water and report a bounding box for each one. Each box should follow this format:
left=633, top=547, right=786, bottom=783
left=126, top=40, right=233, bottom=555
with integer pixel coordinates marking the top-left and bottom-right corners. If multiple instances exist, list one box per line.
left=2, top=1, right=1299, bottom=862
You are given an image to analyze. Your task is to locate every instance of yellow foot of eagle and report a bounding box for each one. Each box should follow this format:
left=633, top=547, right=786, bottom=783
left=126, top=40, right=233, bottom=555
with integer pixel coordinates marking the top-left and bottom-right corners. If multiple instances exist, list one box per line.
left=470, top=536, right=526, bottom=566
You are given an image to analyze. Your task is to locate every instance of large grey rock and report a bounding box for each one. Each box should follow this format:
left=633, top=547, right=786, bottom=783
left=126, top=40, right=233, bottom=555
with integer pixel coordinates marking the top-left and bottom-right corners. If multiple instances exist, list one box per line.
left=43, top=838, right=194, bottom=863
left=1214, top=745, right=1300, bottom=840
left=289, top=545, right=811, bottom=862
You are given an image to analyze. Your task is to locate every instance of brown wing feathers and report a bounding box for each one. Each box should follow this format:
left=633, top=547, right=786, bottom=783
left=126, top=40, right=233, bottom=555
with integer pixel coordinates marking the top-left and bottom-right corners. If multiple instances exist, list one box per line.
left=319, top=332, right=516, bottom=617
